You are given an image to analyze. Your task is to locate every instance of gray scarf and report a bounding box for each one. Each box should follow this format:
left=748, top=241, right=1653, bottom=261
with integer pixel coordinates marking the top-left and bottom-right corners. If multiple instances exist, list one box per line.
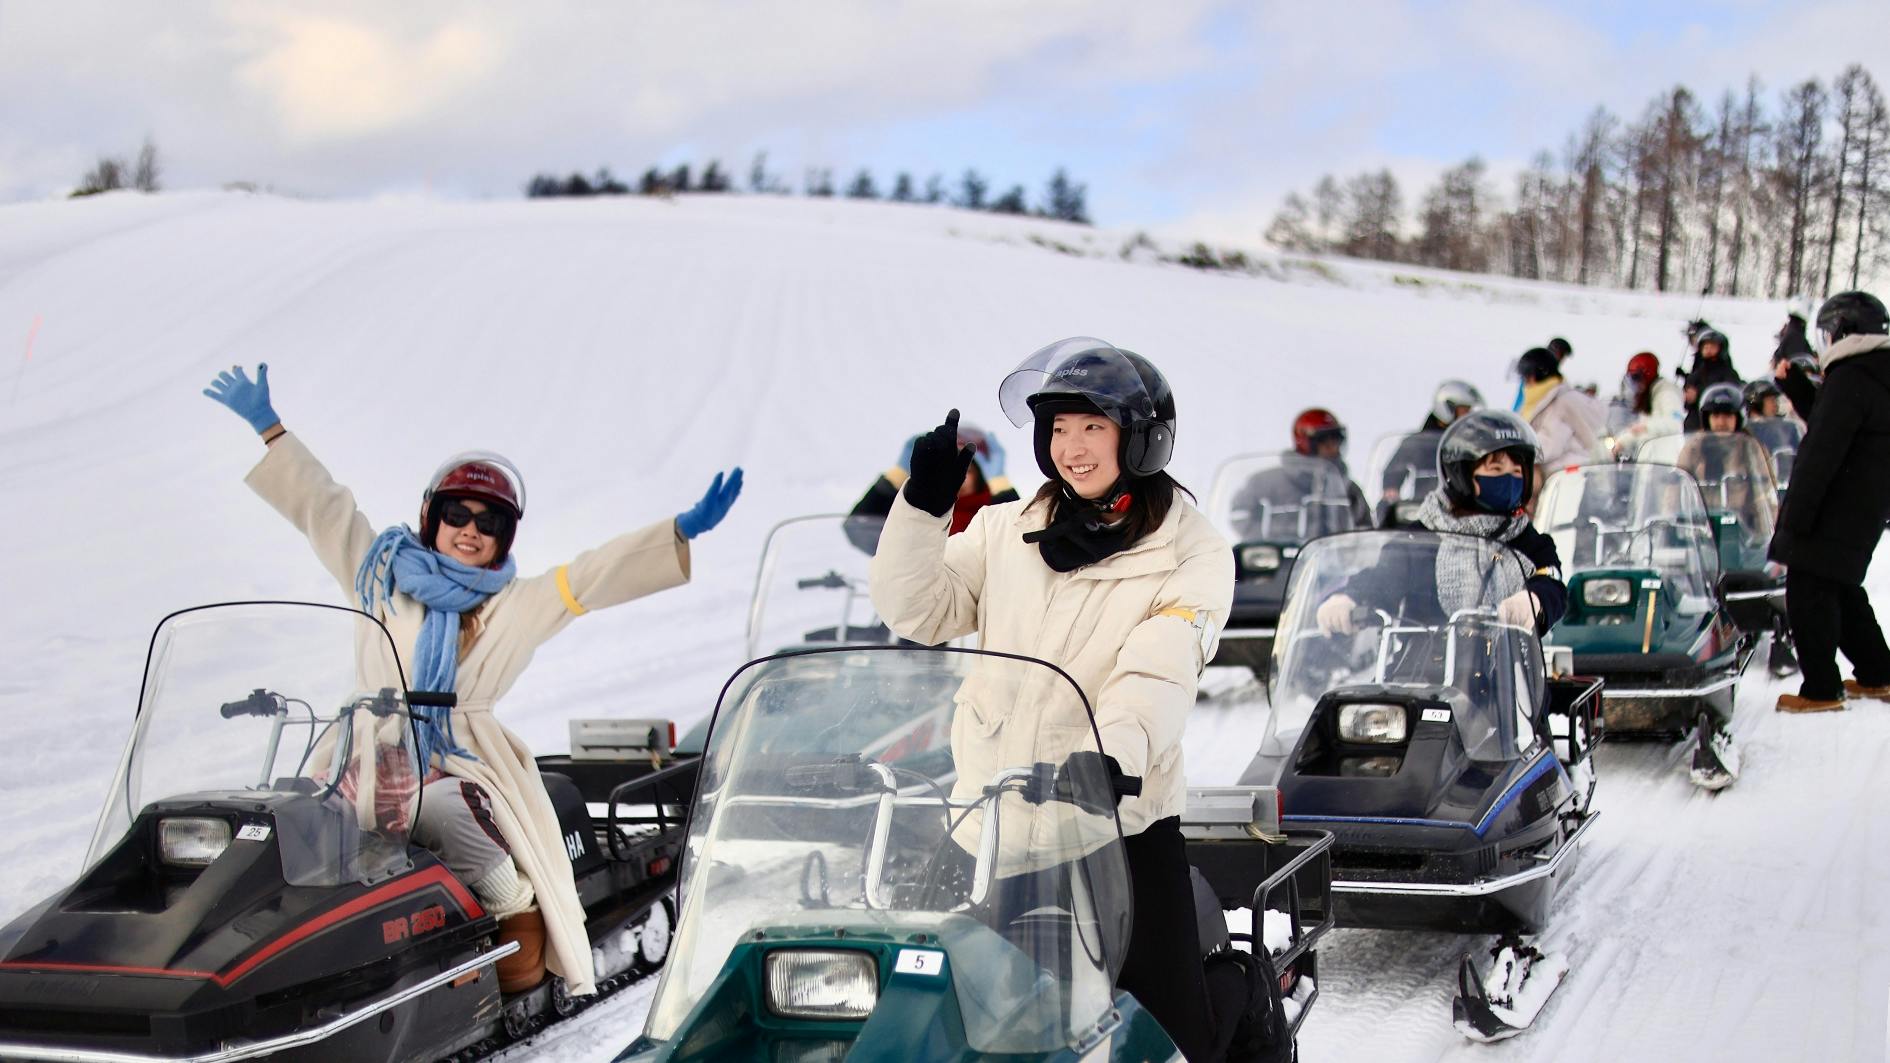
left=1416, top=489, right=1529, bottom=617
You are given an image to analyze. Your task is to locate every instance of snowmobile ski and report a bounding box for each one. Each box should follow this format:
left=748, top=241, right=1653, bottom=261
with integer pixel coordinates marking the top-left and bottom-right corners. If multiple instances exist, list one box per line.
left=1451, top=941, right=1569, bottom=1043
left=1688, top=712, right=1740, bottom=791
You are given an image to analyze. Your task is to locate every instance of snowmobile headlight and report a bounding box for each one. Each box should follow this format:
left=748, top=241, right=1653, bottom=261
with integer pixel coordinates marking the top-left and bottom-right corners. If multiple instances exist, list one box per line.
left=158, top=817, right=232, bottom=867
left=1583, top=578, right=1633, bottom=607
left=765, top=949, right=878, bottom=1020
left=1337, top=704, right=1407, bottom=743
left=1239, top=544, right=1282, bottom=574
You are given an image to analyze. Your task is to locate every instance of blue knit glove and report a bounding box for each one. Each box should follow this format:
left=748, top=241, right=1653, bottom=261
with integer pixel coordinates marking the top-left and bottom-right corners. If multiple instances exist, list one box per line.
left=203, top=363, right=280, bottom=434
left=676, top=468, right=744, bottom=540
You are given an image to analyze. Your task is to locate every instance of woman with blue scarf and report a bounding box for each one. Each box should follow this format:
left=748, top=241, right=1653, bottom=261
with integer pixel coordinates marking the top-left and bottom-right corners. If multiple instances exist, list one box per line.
left=205, top=363, right=742, bottom=998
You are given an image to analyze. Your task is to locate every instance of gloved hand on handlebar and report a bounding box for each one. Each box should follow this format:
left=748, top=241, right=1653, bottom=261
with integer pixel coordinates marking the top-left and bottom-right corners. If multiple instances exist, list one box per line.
left=1316, top=593, right=1359, bottom=635
left=1055, top=750, right=1140, bottom=816
left=1498, top=591, right=1540, bottom=630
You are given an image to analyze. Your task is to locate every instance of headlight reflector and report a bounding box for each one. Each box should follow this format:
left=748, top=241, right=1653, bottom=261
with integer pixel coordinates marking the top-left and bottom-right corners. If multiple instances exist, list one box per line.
left=765, top=949, right=878, bottom=1020
left=1239, top=544, right=1283, bottom=573
left=1583, top=578, right=1633, bottom=607
left=1337, top=704, right=1408, bottom=743
left=159, top=817, right=232, bottom=867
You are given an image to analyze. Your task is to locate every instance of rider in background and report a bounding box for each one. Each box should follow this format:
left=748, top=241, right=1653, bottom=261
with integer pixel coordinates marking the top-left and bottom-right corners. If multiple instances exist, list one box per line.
left=1676, top=384, right=1771, bottom=533
left=1316, top=411, right=1568, bottom=636
left=1743, top=379, right=1804, bottom=460
left=1377, top=380, right=1483, bottom=524
left=1232, top=408, right=1373, bottom=537
left=1682, top=328, right=1742, bottom=429
left=1606, top=351, right=1686, bottom=460
left=846, top=421, right=1016, bottom=554
left=1517, top=346, right=1606, bottom=477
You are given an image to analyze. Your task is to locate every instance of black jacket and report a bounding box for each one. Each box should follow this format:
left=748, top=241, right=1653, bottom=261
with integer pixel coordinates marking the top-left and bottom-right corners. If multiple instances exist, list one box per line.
left=1768, top=337, right=1890, bottom=583
left=1682, top=354, right=1743, bottom=430
left=1778, top=360, right=1819, bottom=420
left=844, top=468, right=1019, bottom=554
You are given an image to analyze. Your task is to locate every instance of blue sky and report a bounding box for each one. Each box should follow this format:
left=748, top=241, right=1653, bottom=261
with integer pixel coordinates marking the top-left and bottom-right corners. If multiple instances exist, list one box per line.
left=1, top=0, right=1884, bottom=241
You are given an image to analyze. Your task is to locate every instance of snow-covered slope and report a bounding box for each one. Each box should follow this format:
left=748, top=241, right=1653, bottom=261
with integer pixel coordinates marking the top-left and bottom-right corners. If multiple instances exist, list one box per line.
left=2, top=190, right=1883, bottom=1062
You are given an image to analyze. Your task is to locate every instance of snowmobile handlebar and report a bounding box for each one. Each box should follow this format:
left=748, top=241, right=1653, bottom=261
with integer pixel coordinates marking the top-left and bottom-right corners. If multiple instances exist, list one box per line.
left=220, top=688, right=284, bottom=718
left=796, top=570, right=852, bottom=590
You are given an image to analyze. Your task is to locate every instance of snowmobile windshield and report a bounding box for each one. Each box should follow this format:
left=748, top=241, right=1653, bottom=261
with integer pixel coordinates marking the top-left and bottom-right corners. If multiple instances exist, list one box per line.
left=1266, top=531, right=1545, bottom=764
left=1537, top=463, right=1719, bottom=601
left=86, top=602, right=421, bottom=889
left=744, top=513, right=904, bottom=659
left=1636, top=433, right=1778, bottom=546
left=1207, top=452, right=1360, bottom=546
left=1746, top=417, right=1803, bottom=487
left=997, top=336, right=1156, bottom=429
left=644, top=647, right=1130, bottom=1054
left=1365, top=432, right=1445, bottom=510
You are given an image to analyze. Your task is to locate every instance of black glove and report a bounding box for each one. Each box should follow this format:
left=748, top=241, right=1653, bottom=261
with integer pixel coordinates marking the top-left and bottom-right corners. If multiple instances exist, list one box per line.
left=902, top=408, right=975, bottom=518
left=1055, top=750, right=1141, bottom=816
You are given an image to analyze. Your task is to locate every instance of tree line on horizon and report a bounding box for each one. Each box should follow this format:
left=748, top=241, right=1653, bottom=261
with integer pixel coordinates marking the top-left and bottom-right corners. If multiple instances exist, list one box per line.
left=523, top=153, right=1091, bottom=224
left=1266, top=63, right=1890, bottom=301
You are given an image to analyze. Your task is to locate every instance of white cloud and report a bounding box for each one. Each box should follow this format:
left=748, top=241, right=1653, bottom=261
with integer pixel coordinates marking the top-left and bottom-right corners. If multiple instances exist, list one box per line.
left=230, top=11, right=503, bottom=144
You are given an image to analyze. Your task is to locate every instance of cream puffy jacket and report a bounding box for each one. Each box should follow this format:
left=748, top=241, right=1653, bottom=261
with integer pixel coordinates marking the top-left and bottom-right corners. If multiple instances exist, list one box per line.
left=1525, top=381, right=1607, bottom=472
left=247, top=434, right=690, bottom=996
left=870, top=491, right=1233, bottom=836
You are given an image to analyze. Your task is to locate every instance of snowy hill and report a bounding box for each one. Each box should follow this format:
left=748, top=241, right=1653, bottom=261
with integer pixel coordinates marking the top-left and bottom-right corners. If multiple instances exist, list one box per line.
left=1, top=190, right=1884, bottom=1061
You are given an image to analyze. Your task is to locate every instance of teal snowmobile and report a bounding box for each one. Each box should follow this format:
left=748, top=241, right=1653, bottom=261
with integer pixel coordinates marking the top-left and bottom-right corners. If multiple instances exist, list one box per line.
left=1536, top=463, right=1755, bottom=790
left=1238, top=530, right=1603, bottom=1042
left=612, top=646, right=1335, bottom=1063
left=1206, top=453, right=1364, bottom=681
left=1637, top=432, right=1796, bottom=676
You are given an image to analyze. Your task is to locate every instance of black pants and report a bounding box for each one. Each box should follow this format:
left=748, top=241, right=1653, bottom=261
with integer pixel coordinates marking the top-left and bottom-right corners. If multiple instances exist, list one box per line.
left=1786, top=568, right=1890, bottom=700
left=1117, top=817, right=1215, bottom=1062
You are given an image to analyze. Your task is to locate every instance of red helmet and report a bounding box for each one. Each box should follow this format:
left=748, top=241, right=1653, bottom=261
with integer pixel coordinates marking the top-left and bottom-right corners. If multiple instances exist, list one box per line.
left=1292, top=408, right=1346, bottom=455
left=1626, top=352, right=1660, bottom=382
left=423, top=451, right=526, bottom=518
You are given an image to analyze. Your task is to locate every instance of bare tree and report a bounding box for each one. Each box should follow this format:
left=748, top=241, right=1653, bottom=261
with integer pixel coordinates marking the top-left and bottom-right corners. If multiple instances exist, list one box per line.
left=131, top=138, right=160, bottom=192
left=1775, top=78, right=1827, bottom=296
left=1848, top=73, right=1890, bottom=287
left=1343, top=170, right=1403, bottom=261
left=1265, top=193, right=1317, bottom=251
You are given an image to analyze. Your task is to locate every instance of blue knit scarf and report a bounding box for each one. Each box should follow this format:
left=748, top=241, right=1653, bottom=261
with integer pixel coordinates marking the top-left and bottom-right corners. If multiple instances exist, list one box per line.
left=354, top=526, right=516, bottom=771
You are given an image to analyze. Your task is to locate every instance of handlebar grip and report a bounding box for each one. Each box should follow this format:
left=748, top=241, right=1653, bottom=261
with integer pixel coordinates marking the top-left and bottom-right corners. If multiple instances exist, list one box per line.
left=220, top=689, right=273, bottom=718
left=1113, top=773, right=1143, bottom=800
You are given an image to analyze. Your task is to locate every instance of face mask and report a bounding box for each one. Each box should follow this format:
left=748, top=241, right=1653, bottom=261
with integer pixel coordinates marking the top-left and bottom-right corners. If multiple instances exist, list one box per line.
left=1475, top=473, right=1525, bottom=513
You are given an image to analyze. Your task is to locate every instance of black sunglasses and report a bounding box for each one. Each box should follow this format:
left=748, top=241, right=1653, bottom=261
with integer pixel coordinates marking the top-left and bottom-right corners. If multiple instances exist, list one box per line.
left=437, top=499, right=513, bottom=537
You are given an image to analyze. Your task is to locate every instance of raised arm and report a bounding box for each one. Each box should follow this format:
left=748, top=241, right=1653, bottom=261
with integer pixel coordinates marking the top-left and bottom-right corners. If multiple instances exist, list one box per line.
left=206, top=363, right=377, bottom=593
left=869, top=410, right=988, bottom=645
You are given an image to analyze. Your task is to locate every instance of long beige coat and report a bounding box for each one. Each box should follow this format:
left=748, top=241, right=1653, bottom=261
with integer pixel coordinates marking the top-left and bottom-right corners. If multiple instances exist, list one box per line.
left=869, top=492, right=1232, bottom=836
left=248, top=433, right=690, bottom=995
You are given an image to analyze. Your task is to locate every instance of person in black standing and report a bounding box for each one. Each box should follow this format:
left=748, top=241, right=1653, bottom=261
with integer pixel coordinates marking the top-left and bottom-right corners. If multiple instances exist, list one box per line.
left=1682, top=329, right=1742, bottom=430
left=1768, top=291, right=1890, bottom=712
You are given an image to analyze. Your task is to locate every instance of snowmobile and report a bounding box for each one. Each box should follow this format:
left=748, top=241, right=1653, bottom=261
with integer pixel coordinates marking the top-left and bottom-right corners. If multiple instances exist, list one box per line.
left=1363, top=430, right=1445, bottom=529
left=1236, top=530, right=1602, bottom=1042
left=0, top=601, right=686, bottom=1063
left=743, top=514, right=902, bottom=659
left=1637, top=432, right=1796, bottom=676
left=611, top=645, right=1335, bottom=1063
left=1535, top=463, right=1755, bottom=789
left=1747, top=415, right=1803, bottom=502
left=1205, top=453, right=1365, bottom=681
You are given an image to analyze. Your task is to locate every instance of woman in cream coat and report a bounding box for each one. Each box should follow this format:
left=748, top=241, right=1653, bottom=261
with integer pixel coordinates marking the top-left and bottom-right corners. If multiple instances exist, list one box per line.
left=204, top=363, right=742, bottom=997
left=870, top=339, right=1232, bottom=1061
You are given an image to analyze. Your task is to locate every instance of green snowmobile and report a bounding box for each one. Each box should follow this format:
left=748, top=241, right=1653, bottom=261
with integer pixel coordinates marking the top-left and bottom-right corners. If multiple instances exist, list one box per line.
left=613, top=646, right=1333, bottom=1063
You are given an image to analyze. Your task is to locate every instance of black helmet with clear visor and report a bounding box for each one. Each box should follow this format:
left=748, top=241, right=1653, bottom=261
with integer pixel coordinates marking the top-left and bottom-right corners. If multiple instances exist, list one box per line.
left=1813, top=290, right=1889, bottom=352
left=1437, top=410, right=1540, bottom=511
left=999, top=337, right=1177, bottom=478
left=1698, top=382, right=1745, bottom=427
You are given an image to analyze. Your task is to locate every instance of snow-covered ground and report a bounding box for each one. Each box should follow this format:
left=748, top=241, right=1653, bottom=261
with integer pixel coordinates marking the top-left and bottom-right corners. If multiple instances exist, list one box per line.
left=2, top=190, right=1886, bottom=1061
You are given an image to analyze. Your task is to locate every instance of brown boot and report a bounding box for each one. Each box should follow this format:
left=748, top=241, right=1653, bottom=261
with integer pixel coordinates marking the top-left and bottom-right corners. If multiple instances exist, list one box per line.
left=496, top=910, right=547, bottom=994
left=1775, top=693, right=1845, bottom=713
left=1843, top=679, right=1890, bottom=701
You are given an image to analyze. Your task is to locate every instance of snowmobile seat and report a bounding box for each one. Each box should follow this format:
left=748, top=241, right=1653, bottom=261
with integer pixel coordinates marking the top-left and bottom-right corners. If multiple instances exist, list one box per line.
left=542, top=771, right=607, bottom=878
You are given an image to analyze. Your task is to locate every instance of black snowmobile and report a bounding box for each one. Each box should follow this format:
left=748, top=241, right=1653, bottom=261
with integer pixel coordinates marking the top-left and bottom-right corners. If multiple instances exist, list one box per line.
left=1205, top=453, right=1365, bottom=681
left=0, top=601, right=687, bottom=1062
left=1238, top=531, right=1603, bottom=1041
